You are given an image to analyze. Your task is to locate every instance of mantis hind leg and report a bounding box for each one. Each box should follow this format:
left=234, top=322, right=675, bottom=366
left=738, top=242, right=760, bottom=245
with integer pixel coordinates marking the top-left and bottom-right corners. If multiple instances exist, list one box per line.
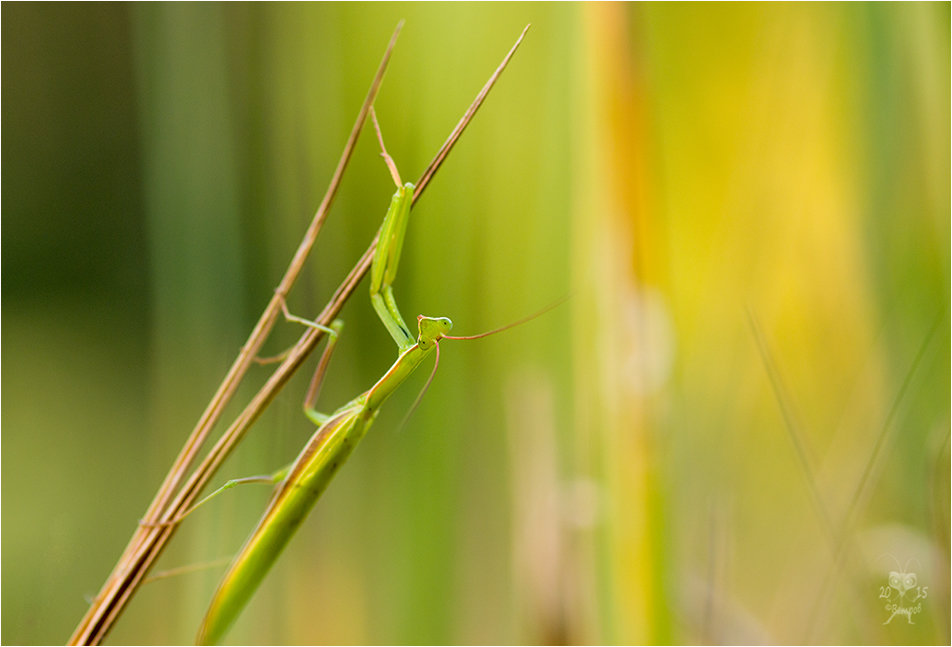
left=138, top=467, right=291, bottom=529
left=182, top=469, right=290, bottom=520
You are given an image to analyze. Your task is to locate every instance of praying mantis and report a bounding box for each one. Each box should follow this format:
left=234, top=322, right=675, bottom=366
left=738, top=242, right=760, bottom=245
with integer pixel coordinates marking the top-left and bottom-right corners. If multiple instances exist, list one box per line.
left=190, top=110, right=546, bottom=645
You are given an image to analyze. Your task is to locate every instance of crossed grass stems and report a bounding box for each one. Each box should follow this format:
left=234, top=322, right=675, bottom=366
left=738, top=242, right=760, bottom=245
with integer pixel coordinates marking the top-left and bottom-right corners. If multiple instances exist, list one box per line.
left=69, top=22, right=530, bottom=645
left=739, top=310, right=944, bottom=643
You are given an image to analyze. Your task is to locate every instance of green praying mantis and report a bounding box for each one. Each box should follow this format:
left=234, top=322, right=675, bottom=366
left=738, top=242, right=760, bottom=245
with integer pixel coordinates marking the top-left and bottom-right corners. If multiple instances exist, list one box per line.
left=182, top=110, right=550, bottom=645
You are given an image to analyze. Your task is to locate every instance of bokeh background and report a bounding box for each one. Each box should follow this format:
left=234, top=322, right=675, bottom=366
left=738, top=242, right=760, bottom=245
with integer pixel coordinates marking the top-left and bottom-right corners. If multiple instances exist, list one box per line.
left=3, top=3, right=949, bottom=645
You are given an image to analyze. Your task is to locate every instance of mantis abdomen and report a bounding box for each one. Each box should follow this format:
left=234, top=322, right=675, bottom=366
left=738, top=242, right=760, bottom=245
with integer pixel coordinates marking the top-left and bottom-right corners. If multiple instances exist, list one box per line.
left=197, top=404, right=365, bottom=645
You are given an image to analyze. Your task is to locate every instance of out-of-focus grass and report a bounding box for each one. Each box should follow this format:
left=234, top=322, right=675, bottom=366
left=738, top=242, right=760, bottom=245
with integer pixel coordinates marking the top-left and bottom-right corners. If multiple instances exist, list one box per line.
left=572, top=4, right=949, bottom=643
left=2, top=3, right=947, bottom=645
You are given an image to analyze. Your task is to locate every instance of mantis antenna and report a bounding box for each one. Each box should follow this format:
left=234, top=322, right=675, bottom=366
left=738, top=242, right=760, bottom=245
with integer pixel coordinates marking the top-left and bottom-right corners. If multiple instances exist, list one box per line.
left=442, top=297, right=567, bottom=341
left=400, top=297, right=567, bottom=427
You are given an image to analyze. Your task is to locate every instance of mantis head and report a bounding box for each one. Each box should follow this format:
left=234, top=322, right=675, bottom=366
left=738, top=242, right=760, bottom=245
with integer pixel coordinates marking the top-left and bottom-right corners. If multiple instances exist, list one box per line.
left=417, top=315, right=453, bottom=350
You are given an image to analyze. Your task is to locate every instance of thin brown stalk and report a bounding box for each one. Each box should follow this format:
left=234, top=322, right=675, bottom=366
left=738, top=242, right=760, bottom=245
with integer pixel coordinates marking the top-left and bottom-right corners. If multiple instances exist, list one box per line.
left=68, top=23, right=529, bottom=645
left=412, top=24, right=530, bottom=205
left=68, top=23, right=402, bottom=646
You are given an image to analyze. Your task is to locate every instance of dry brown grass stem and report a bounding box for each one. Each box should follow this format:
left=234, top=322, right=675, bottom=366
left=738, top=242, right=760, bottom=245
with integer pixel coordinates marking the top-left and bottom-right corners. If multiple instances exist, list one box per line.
left=68, top=22, right=528, bottom=645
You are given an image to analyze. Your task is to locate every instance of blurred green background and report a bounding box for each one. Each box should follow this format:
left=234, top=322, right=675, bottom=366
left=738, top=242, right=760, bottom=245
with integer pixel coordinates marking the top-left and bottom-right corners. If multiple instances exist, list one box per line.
left=2, top=3, right=949, bottom=645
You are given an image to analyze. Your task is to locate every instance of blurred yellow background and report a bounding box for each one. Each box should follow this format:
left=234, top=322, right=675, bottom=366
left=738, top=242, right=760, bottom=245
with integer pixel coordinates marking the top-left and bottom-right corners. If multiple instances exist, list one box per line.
left=2, top=3, right=948, bottom=644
